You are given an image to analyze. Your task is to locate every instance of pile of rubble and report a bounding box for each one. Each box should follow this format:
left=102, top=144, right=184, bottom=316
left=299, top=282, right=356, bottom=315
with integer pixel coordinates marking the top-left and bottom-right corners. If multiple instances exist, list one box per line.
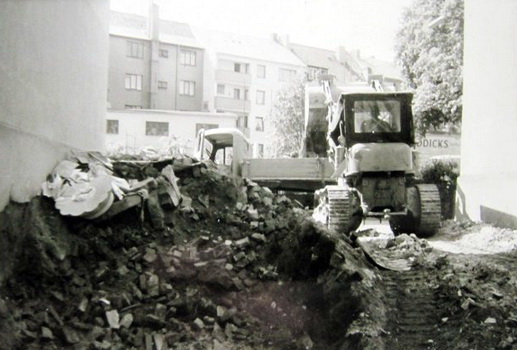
left=353, top=229, right=433, bottom=271
left=0, top=156, right=380, bottom=350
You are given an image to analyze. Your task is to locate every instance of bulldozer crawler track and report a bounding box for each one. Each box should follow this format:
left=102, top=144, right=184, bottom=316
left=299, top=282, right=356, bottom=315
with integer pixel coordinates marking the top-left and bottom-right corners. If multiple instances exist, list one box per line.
left=327, top=187, right=352, bottom=233
left=416, top=184, right=441, bottom=236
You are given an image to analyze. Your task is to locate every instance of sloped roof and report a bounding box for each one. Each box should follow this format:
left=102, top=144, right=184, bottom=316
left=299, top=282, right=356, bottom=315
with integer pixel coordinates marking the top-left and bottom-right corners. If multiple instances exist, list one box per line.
left=159, top=20, right=202, bottom=48
left=289, top=43, right=339, bottom=68
left=192, top=27, right=305, bottom=67
left=356, top=56, right=404, bottom=81
left=109, top=11, right=202, bottom=48
left=110, top=11, right=149, bottom=40
left=289, top=43, right=365, bottom=80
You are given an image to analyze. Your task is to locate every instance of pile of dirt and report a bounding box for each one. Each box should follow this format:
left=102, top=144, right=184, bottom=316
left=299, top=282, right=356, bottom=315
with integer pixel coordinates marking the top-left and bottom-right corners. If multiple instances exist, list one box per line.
left=0, top=158, right=380, bottom=350
left=431, top=220, right=517, bottom=254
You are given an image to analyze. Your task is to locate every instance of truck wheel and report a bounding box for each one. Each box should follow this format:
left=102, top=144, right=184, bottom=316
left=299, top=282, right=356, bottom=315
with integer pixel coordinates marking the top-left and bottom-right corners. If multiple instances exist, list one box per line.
left=313, top=185, right=362, bottom=234
left=389, top=184, right=441, bottom=237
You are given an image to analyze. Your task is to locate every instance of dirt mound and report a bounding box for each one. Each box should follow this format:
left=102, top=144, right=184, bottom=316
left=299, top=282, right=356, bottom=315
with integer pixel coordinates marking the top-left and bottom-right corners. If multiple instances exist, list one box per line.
left=0, top=158, right=378, bottom=350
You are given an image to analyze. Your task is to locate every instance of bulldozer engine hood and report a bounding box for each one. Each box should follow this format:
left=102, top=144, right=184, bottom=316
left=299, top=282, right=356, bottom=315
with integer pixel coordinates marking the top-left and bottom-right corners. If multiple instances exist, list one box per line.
left=346, top=143, right=413, bottom=175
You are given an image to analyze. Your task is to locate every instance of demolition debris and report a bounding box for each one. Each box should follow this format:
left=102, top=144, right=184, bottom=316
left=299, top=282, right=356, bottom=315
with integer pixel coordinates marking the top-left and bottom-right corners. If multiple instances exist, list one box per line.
left=0, top=155, right=516, bottom=350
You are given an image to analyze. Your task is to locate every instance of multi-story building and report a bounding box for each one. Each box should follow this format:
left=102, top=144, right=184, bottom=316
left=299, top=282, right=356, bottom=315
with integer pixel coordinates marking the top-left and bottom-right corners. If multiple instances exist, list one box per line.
left=350, top=51, right=404, bottom=91
left=108, top=7, right=205, bottom=111
left=288, top=42, right=364, bottom=83
left=192, top=29, right=306, bottom=157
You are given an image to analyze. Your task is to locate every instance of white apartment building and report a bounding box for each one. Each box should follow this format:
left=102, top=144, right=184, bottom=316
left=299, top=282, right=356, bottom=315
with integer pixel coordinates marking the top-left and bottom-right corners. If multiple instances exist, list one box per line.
left=192, top=28, right=306, bottom=157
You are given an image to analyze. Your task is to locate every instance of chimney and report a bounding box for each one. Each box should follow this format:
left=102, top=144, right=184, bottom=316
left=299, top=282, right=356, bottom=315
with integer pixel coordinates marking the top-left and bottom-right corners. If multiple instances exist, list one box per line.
left=336, top=46, right=348, bottom=63
left=148, top=1, right=159, bottom=40
left=271, top=33, right=290, bottom=48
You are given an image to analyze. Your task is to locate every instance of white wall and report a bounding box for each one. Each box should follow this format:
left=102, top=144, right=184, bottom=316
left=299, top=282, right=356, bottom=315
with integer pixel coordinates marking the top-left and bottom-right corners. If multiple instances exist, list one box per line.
left=106, top=110, right=237, bottom=155
left=457, top=0, right=517, bottom=227
left=0, top=0, right=109, bottom=210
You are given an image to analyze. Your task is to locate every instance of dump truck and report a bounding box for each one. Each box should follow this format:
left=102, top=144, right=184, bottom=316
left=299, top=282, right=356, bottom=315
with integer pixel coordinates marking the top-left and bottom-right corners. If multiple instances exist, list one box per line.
left=311, top=78, right=441, bottom=237
left=194, top=127, right=334, bottom=205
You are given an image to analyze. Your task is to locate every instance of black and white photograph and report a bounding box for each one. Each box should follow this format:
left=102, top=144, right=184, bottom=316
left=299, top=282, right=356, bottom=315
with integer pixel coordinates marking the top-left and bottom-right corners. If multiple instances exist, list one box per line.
left=0, top=0, right=516, bottom=349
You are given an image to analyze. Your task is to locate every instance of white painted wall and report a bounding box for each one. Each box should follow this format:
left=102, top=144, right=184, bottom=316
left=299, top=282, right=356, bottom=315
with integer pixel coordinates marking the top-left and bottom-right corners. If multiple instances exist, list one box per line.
left=0, top=0, right=109, bottom=210
left=457, top=0, right=517, bottom=227
left=106, top=110, right=237, bottom=156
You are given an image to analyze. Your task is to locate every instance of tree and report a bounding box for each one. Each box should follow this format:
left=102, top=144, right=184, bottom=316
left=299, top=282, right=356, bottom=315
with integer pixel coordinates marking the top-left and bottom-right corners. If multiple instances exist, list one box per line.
left=395, top=0, right=464, bottom=135
left=267, top=79, right=306, bottom=157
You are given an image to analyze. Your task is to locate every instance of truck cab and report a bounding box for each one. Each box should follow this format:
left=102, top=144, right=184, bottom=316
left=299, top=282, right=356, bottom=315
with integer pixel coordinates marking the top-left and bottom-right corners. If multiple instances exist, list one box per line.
left=194, top=128, right=251, bottom=178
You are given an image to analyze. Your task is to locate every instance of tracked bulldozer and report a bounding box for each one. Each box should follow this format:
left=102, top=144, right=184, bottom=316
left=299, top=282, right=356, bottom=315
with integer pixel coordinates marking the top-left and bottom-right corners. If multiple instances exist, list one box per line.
left=311, top=77, right=441, bottom=237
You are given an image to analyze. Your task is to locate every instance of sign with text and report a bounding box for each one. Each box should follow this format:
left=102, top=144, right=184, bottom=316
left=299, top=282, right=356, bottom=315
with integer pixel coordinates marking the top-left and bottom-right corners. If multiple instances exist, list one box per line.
left=415, top=132, right=461, bottom=164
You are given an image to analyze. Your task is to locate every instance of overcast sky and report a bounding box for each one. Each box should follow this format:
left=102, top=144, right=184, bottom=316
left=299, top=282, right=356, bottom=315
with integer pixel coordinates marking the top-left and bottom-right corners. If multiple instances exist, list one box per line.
left=111, top=0, right=414, bottom=62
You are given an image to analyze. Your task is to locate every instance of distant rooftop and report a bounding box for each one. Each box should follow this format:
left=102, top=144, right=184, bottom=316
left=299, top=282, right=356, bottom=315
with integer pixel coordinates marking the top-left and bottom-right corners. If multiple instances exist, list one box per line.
left=289, top=43, right=340, bottom=68
left=192, top=27, right=305, bottom=67
left=109, top=11, right=202, bottom=48
left=354, top=54, right=404, bottom=81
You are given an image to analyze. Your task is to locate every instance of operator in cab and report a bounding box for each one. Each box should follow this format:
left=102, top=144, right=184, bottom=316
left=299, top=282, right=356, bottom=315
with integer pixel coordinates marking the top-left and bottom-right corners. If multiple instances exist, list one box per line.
left=360, top=104, right=393, bottom=133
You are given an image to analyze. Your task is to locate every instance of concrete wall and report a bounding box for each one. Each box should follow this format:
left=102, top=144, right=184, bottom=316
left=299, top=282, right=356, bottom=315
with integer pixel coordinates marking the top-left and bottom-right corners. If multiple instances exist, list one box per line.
left=0, top=0, right=109, bottom=211
left=457, top=0, right=517, bottom=228
left=106, top=110, right=237, bottom=155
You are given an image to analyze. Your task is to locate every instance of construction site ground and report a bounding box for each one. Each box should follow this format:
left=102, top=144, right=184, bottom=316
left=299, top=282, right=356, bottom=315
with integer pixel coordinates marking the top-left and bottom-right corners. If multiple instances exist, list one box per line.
left=1, top=159, right=516, bottom=350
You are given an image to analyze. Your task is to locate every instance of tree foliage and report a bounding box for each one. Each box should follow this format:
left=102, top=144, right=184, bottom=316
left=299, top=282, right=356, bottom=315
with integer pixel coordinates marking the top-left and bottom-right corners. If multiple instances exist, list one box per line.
left=267, top=79, right=306, bottom=157
left=395, top=0, right=464, bottom=135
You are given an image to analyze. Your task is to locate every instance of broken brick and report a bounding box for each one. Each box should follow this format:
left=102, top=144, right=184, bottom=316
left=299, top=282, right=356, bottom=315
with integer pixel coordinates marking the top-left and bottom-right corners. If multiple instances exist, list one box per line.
left=105, top=310, right=120, bottom=329
left=41, top=326, right=54, bottom=340
left=192, top=318, right=205, bottom=330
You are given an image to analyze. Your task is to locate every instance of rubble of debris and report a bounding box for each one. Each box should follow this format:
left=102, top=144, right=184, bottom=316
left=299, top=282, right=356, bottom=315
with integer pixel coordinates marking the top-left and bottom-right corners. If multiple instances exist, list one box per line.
left=3, top=152, right=517, bottom=350
left=352, top=228, right=433, bottom=271
left=0, top=154, right=381, bottom=350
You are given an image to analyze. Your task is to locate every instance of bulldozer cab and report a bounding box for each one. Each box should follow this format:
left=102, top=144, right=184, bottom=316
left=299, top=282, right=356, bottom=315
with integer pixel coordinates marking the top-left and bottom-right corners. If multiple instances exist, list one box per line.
left=329, top=92, right=415, bottom=149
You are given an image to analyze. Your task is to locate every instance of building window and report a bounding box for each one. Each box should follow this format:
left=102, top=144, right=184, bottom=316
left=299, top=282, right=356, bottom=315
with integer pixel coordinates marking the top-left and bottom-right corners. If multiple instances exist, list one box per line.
left=237, top=115, right=248, bottom=128
left=307, top=66, right=328, bottom=81
left=180, top=49, right=196, bottom=66
left=217, top=84, right=225, bottom=95
left=256, top=90, right=265, bottom=105
left=159, top=49, right=169, bottom=58
left=125, top=74, right=143, bottom=91
left=106, top=120, right=119, bottom=134
left=233, top=88, right=240, bottom=100
left=158, top=81, right=168, bottom=89
left=179, top=80, right=195, bottom=96
left=234, top=62, right=249, bottom=73
left=196, top=123, right=219, bottom=135
left=279, top=68, right=297, bottom=82
left=255, top=117, right=264, bottom=131
left=146, top=121, right=169, bottom=136
left=124, top=104, right=142, bottom=109
left=127, top=41, right=144, bottom=59
left=257, top=64, right=266, bottom=78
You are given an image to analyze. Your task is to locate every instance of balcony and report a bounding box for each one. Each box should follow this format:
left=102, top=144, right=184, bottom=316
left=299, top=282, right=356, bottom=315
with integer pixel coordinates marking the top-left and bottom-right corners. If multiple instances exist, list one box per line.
left=215, top=69, right=251, bottom=86
left=215, top=96, right=250, bottom=113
